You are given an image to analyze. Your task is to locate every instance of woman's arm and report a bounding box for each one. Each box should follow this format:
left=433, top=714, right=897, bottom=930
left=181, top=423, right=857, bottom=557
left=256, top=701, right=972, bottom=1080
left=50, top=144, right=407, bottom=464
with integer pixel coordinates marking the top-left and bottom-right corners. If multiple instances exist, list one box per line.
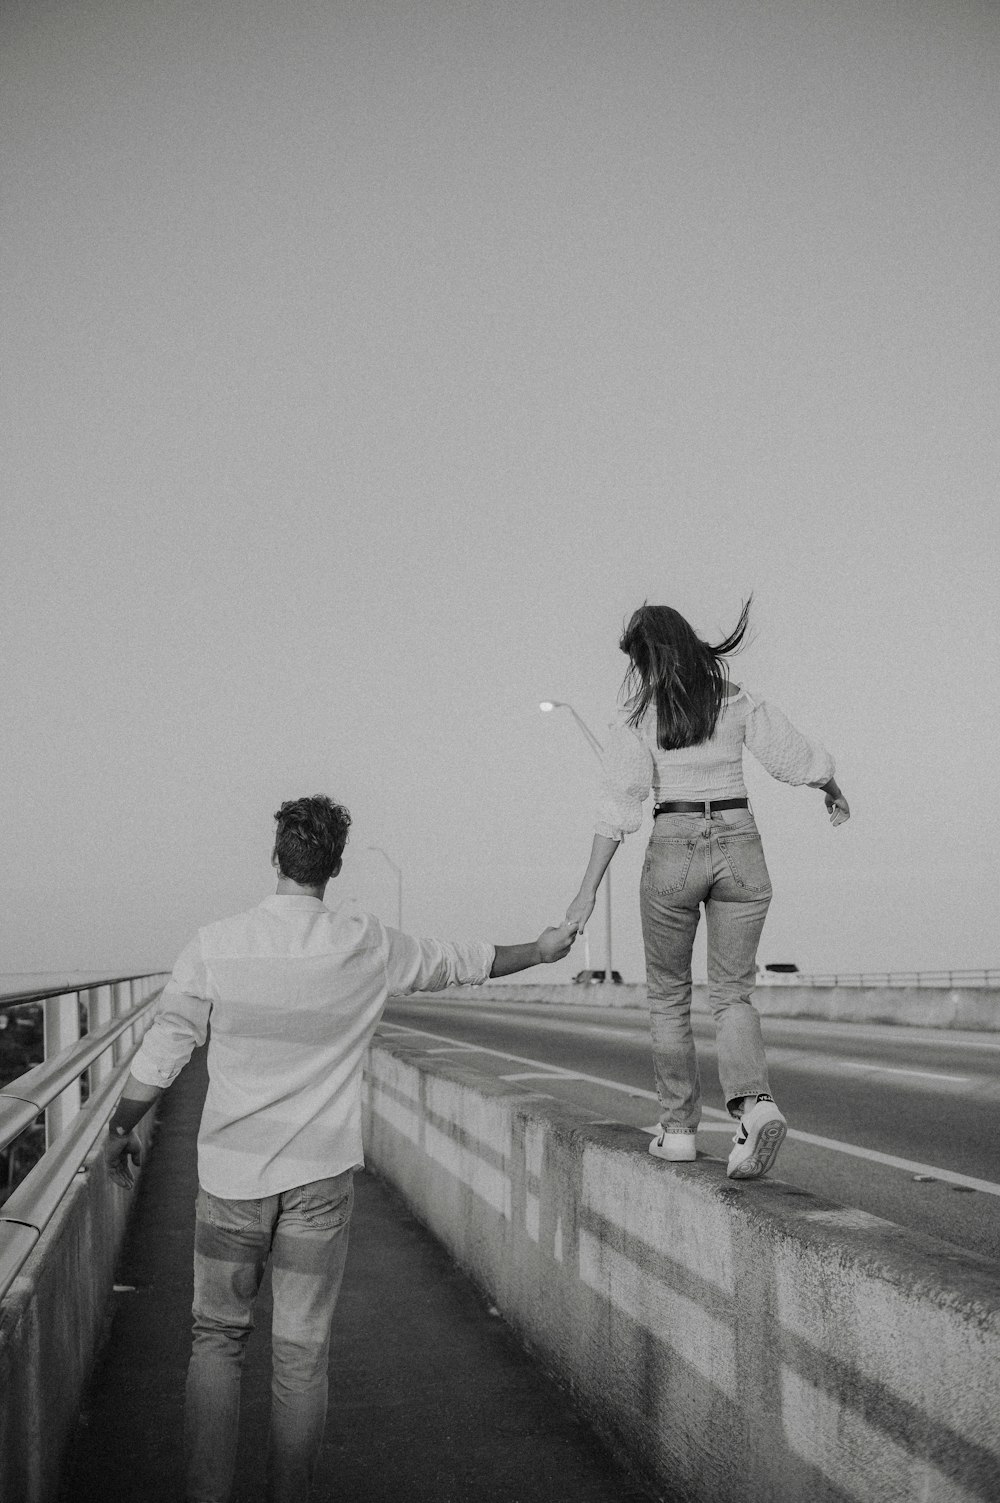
left=566, top=835, right=620, bottom=930
left=743, top=696, right=834, bottom=788
left=744, top=696, right=850, bottom=826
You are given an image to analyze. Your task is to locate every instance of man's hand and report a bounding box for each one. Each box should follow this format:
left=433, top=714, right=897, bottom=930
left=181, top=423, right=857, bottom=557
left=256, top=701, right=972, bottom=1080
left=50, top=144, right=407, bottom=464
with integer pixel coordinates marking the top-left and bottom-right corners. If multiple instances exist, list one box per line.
left=491, top=922, right=579, bottom=977
left=105, top=1128, right=143, bottom=1190
left=537, top=921, right=579, bottom=964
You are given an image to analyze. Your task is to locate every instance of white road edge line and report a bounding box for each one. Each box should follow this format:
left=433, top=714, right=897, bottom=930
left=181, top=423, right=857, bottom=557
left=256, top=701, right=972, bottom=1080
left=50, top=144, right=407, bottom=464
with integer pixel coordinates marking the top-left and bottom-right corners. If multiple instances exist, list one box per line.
left=377, top=1022, right=1000, bottom=1199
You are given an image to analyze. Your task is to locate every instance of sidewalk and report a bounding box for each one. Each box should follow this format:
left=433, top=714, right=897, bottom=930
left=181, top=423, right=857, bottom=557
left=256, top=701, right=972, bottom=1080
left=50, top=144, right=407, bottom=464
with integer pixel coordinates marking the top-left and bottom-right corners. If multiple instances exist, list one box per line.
left=58, top=1047, right=661, bottom=1503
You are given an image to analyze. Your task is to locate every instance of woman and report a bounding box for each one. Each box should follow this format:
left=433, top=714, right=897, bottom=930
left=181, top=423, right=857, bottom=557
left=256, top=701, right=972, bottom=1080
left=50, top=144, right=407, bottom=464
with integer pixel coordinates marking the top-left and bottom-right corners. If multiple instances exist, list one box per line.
left=566, top=600, right=849, bottom=1180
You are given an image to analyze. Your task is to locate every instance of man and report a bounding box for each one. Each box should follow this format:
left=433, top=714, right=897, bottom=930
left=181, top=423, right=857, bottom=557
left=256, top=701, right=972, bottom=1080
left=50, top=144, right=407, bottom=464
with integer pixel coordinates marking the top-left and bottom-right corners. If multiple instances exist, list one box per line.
left=105, top=794, right=576, bottom=1503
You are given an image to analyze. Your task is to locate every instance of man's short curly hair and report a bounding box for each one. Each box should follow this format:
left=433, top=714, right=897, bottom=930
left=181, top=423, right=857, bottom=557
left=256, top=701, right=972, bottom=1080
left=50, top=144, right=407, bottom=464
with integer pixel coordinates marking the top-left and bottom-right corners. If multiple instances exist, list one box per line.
left=273, top=795, right=352, bottom=886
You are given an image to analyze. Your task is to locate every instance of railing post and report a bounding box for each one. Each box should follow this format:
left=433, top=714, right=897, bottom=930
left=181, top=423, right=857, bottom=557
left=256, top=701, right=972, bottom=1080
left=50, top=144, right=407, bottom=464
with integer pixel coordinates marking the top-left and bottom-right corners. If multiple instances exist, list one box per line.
left=126, top=978, right=137, bottom=1046
left=87, top=985, right=115, bottom=1088
left=111, top=980, right=131, bottom=1064
left=44, top=991, right=82, bottom=1147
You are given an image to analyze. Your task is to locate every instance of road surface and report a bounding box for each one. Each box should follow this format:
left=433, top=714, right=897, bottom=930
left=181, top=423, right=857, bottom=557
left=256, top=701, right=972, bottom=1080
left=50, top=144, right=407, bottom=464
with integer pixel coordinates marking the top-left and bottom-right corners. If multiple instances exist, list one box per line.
left=381, top=997, right=1000, bottom=1262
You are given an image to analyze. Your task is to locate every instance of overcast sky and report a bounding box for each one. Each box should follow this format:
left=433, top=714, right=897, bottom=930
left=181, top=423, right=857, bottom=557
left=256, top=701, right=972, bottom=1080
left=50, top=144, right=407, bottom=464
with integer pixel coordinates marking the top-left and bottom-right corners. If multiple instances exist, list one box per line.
left=3, top=0, right=998, bottom=984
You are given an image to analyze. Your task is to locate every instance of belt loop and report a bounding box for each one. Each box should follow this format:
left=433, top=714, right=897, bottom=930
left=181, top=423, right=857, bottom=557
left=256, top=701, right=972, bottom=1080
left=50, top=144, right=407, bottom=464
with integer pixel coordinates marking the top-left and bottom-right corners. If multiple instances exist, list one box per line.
left=704, top=799, right=711, bottom=818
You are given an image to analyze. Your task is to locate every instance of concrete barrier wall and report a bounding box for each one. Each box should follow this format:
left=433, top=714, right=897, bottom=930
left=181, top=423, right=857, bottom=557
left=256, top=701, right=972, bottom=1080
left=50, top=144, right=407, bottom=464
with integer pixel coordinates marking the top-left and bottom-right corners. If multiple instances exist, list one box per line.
left=362, top=1035, right=1000, bottom=1503
left=0, top=1112, right=156, bottom=1503
left=424, top=981, right=1000, bottom=1030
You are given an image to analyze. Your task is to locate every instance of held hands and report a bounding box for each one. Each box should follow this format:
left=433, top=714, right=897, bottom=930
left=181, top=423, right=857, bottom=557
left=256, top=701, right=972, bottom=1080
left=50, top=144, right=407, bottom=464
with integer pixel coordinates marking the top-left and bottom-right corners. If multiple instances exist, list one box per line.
left=825, top=793, right=851, bottom=827
left=537, top=921, right=579, bottom=964
left=104, top=1128, right=142, bottom=1190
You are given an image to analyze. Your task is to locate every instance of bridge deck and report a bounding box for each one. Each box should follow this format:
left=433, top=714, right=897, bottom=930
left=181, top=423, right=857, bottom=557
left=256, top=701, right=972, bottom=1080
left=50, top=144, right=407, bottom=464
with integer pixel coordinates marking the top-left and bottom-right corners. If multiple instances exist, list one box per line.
left=57, top=1047, right=655, bottom=1502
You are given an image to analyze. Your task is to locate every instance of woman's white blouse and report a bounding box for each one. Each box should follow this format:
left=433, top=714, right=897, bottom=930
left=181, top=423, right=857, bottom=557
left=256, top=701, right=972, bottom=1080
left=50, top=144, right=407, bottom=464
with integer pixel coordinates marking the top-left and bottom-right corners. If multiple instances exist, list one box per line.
left=594, top=687, right=835, bottom=841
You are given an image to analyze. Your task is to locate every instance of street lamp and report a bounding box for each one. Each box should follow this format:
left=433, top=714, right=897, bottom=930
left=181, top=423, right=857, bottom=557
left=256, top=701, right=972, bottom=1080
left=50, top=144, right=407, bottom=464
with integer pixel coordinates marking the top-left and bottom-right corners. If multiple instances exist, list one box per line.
left=367, top=846, right=403, bottom=931
left=539, top=700, right=618, bottom=983
left=538, top=700, right=604, bottom=757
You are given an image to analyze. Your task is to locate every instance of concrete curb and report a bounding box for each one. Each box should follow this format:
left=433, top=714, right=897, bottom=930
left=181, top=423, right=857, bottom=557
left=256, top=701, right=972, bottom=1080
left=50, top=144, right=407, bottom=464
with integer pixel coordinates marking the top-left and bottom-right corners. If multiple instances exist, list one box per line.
left=362, top=1035, right=1000, bottom=1503
left=417, top=982, right=1000, bottom=1030
left=0, top=1111, right=157, bottom=1503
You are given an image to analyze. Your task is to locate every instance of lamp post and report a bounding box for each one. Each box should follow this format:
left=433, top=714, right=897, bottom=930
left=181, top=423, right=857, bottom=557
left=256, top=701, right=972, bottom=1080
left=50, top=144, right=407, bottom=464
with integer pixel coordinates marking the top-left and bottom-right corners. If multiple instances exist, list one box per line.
left=367, top=846, right=403, bottom=931
left=539, top=700, right=617, bottom=983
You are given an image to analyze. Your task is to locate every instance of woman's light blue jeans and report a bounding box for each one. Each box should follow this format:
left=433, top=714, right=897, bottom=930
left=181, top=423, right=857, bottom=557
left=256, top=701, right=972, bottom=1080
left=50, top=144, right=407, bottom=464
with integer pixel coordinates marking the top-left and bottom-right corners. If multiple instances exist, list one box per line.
left=184, top=1170, right=355, bottom=1503
left=639, top=809, right=772, bottom=1132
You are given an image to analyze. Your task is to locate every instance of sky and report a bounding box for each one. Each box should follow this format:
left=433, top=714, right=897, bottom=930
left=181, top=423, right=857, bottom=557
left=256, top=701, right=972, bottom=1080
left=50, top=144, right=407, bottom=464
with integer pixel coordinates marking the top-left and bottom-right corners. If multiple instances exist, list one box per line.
left=3, top=0, right=998, bottom=985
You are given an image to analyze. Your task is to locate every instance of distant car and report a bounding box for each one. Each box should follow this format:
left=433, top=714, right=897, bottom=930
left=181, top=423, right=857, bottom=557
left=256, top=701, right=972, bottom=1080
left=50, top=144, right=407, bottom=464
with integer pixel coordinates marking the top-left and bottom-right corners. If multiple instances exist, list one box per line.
left=573, top=969, right=624, bottom=984
left=757, top=962, right=800, bottom=984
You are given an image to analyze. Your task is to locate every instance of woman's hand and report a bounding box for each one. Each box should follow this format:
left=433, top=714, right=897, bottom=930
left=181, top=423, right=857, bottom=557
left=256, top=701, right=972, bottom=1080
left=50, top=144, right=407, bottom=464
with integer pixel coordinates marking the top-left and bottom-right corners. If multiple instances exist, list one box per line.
left=566, top=891, right=596, bottom=932
left=825, top=792, right=850, bottom=827
left=820, top=778, right=850, bottom=827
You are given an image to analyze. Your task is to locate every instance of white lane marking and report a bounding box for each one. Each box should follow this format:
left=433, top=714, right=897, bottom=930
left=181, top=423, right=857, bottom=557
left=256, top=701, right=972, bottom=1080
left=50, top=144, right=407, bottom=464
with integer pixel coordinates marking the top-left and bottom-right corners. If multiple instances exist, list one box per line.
left=847, top=1063, right=969, bottom=1083
left=401, top=1007, right=646, bottom=1046
left=386, top=1021, right=973, bottom=1095
left=676, top=1041, right=977, bottom=1091
left=500, top=1071, right=585, bottom=1082
left=397, top=1002, right=1000, bottom=1052
left=773, top=1128, right=1000, bottom=1197
left=759, top=1018, right=1000, bottom=1052
left=378, top=1022, right=1000, bottom=1199
left=394, top=1008, right=989, bottom=1083
left=379, top=1021, right=660, bottom=1096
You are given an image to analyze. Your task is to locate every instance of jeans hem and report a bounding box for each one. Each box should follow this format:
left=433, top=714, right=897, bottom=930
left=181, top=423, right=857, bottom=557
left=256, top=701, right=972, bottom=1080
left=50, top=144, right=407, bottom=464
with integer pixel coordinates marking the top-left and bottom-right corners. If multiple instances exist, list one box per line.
left=726, top=1088, right=768, bottom=1118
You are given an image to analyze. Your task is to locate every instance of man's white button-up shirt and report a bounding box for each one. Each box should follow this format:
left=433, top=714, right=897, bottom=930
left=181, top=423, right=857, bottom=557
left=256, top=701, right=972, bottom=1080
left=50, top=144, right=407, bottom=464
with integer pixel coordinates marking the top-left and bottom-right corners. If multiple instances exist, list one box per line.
left=131, top=895, right=495, bottom=1199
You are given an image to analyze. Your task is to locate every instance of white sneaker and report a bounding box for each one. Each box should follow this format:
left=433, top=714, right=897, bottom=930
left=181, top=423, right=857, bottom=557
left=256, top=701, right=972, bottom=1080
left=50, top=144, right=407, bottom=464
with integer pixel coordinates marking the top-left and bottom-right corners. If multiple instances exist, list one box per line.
left=648, top=1128, right=697, bottom=1162
left=727, top=1099, right=786, bottom=1180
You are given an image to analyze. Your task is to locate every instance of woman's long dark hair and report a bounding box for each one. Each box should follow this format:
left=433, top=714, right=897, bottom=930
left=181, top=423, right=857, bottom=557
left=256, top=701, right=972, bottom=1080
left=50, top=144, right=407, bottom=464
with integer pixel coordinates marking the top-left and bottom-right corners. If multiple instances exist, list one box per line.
left=619, top=597, right=753, bottom=749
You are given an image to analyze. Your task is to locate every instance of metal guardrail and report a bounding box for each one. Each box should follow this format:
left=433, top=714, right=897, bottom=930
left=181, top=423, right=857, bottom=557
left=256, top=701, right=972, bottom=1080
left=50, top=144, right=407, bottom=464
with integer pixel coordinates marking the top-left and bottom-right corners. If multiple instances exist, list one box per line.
left=0, top=971, right=166, bottom=1009
left=0, top=973, right=168, bottom=1303
left=0, top=1001, right=158, bottom=1153
left=758, top=968, right=1000, bottom=988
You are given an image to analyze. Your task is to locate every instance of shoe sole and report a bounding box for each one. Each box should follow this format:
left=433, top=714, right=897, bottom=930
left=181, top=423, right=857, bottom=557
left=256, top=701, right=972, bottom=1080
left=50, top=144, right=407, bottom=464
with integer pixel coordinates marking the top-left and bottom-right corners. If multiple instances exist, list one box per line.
left=727, top=1118, right=786, bottom=1180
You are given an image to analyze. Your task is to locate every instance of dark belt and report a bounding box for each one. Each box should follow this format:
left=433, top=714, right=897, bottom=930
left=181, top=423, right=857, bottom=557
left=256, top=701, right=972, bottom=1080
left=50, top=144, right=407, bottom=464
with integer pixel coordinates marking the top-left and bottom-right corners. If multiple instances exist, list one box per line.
left=653, top=798, right=749, bottom=817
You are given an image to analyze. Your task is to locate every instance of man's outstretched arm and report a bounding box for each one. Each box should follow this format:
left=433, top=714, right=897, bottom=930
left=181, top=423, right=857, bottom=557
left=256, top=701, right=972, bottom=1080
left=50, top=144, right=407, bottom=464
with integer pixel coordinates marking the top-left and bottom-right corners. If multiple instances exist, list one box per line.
left=385, top=920, right=579, bottom=996
left=490, top=922, right=577, bottom=977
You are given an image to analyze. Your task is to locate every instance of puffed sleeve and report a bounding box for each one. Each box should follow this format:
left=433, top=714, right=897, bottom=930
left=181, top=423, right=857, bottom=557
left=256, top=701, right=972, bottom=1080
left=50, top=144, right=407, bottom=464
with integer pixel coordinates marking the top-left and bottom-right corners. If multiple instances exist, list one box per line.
left=743, top=691, right=835, bottom=788
left=594, top=721, right=654, bottom=840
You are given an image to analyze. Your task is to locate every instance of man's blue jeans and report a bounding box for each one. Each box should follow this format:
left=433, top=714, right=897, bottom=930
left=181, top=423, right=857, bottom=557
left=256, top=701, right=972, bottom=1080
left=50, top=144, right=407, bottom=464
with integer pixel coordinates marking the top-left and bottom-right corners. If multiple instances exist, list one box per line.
left=184, top=1170, right=355, bottom=1503
left=639, top=809, right=773, bottom=1131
